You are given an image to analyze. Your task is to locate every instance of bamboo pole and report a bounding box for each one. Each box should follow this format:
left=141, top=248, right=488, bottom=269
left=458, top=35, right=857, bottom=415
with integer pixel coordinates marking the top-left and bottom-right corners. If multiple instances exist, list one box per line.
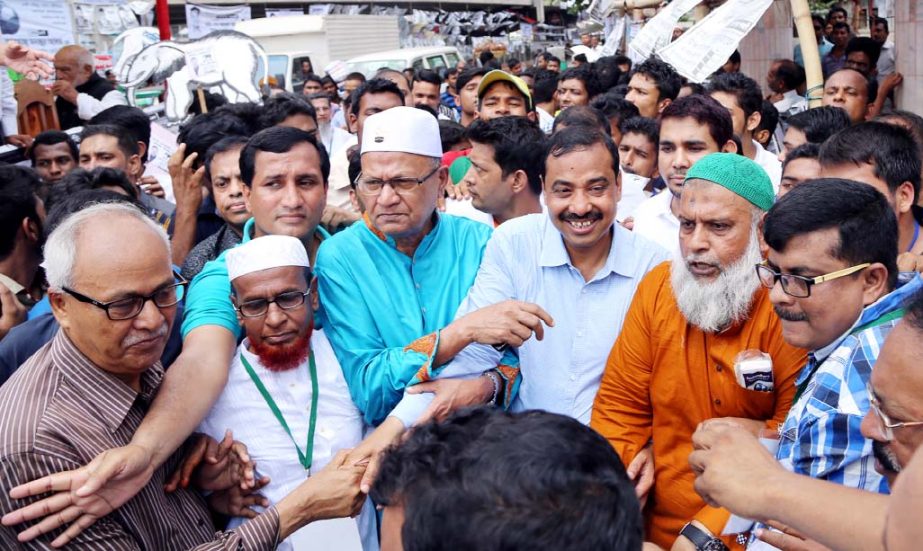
left=791, top=0, right=823, bottom=107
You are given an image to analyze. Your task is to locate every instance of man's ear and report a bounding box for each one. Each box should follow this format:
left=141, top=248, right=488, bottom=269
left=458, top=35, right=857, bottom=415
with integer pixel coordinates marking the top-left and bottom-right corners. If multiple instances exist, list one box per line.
left=230, top=294, right=244, bottom=325
left=721, top=140, right=739, bottom=154
left=136, top=141, right=148, bottom=162
left=21, top=216, right=41, bottom=244
left=127, top=154, right=142, bottom=181
left=527, top=111, right=537, bottom=123
left=509, top=169, right=529, bottom=194
left=896, top=181, right=915, bottom=215
left=657, top=98, right=673, bottom=114
left=745, top=110, right=762, bottom=134
left=48, top=291, right=70, bottom=330
left=861, top=263, right=890, bottom=306
left=310, top=276, right=319, bottom=312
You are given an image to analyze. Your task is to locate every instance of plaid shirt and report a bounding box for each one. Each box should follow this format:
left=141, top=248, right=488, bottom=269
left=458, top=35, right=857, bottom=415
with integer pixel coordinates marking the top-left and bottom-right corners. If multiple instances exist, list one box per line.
left=775, top=274, right=923, bottom=491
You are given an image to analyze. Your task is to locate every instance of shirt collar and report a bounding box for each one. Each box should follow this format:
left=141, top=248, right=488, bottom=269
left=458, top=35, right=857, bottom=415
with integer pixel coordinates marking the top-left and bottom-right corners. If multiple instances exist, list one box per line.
left=242, top=218, right=331, bottom=245
left=812, top=273, right=923, bottom=361
left=52, top=330, right=163, bottom=433
left=537, top=216, right=635, bottom=280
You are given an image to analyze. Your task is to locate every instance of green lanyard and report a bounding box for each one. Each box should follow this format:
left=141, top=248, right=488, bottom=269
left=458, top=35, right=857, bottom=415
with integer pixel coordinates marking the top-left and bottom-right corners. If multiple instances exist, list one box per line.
left=792, top=308, right=905, bottom=405
left=240, top=350, right=319, bottom=475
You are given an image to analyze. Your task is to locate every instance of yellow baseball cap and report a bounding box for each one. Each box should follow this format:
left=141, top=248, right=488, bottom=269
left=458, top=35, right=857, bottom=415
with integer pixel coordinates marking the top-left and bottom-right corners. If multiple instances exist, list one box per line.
left=477, top=70, right=533, bottom=111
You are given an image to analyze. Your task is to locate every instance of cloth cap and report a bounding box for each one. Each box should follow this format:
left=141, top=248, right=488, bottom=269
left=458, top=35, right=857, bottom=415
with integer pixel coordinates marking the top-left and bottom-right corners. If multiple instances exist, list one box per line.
left=360, top=106, right=443, bottom=158
left=449, top=156, right=472, bottom=185
left=477, top=70, right=533, bottom=110
left=684, top=152, right=775, bottom=211
left=226, top=235, right=309, bottom=282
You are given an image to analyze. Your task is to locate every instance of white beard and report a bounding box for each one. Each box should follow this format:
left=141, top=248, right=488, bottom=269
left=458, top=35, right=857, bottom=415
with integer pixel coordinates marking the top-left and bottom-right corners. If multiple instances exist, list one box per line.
left=670, top=229, right=763, bottom=333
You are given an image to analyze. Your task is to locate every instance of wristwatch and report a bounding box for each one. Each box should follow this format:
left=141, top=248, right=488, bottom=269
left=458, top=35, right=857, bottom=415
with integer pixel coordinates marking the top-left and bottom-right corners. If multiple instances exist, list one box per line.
left=680, top=523, right=729, bottom=551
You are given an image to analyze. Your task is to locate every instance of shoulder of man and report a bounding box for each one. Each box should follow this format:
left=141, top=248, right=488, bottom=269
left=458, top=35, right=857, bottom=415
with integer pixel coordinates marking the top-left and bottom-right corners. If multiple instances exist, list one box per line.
left=0, top=341, right=63, bottom=457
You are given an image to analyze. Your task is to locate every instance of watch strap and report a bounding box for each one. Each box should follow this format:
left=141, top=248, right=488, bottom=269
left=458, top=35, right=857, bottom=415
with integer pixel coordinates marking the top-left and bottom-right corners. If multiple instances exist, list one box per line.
left=680, top=523, right=728, bottom=551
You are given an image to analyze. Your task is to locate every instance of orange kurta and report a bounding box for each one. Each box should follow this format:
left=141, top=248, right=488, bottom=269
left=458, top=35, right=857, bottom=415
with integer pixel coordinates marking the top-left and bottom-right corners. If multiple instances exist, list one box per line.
left=591, top=262, right=805, bottom=549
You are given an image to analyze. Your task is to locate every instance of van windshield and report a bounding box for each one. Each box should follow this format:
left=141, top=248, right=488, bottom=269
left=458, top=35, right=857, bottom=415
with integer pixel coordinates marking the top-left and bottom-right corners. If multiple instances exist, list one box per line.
left=268, top=55, right=289, bottom=89
left=347, top=59, right=405, bottom=78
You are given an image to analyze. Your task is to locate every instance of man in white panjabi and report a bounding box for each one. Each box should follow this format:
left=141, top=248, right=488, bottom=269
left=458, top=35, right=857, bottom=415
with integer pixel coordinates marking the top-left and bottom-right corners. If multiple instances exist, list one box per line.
left=198, top=235, right=376, bottom=551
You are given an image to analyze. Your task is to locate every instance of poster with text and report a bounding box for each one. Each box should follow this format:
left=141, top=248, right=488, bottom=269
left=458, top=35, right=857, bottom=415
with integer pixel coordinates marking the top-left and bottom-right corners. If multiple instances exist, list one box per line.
left=185, top=3, right=251, bottom=40
left=0, top=0, right=75, bottom=53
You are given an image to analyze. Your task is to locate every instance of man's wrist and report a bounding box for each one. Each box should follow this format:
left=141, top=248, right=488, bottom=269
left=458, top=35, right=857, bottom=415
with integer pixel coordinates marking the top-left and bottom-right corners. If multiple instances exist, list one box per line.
left=276, top=482, right=318, bottom=540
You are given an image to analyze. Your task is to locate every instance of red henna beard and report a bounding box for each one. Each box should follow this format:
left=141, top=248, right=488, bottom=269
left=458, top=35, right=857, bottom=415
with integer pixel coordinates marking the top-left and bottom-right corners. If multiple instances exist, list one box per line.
left=249, top=326, right=313, bottom=372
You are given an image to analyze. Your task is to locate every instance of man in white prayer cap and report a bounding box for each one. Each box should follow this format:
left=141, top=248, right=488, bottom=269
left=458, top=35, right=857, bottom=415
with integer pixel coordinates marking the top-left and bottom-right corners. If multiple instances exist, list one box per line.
left=316, top=106, right=551, bottom=485
left=199, top=234, right=376, bottom=551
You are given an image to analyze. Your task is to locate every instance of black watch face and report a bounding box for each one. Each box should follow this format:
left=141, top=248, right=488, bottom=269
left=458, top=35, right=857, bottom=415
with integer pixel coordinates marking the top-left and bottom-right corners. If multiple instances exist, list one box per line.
left=704, top=541, right=729, bottom=551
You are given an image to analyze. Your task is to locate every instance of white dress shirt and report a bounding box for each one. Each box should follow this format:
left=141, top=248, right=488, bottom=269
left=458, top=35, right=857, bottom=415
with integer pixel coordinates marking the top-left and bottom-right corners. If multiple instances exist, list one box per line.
left=390, top=213, right=669, bottom=425
left=536, top=106, right=555, bottom=134
left=877, top=41, right=895, bottom=76
left=0, top=72, right=18, bottom=138
left=198, top=329, right=376, bottom=551
left=444, top=198, right=494, bottom=227
left=325, top=134, right=359, bottom=210
left=753, top=139, right=782, bottom=193
left=76, top=88, right=128, bottom=122
left=632, top=190, right=679, bottom=253
left=773, top=89, right=807, bottom=118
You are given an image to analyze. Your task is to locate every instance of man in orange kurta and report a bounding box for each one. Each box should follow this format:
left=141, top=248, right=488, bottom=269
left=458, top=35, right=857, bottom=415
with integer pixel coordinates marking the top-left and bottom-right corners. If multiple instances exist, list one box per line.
left=591, top=153, right=805, bottom=550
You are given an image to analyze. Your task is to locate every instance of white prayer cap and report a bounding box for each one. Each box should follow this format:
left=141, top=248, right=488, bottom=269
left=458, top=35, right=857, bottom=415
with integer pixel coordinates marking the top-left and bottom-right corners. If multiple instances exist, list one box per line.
left=360, top=106, right=443, bottom=159
left=225, top=235, right=309, bottom=282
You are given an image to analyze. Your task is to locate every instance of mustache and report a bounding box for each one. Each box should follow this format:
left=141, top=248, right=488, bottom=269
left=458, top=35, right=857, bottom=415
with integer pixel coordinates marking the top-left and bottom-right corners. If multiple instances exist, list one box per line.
left=773, top=305, right=809, bottom=322
left=122, top=324, right=169, bottom=347
left=560, top=211, right=603, bottom=223
left=872, top=439, right=902, bottom=474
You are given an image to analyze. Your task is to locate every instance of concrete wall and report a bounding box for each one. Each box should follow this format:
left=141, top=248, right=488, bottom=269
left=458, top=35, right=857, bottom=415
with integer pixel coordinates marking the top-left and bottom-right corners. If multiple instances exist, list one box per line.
left=894, top=1, right=922, bottom=113
left=737, top=0, right=793, bottom=95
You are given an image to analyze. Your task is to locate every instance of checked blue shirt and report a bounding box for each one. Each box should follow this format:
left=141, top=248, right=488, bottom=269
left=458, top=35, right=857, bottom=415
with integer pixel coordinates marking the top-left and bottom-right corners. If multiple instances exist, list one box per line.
left=775, top=273, right=923, bottom=491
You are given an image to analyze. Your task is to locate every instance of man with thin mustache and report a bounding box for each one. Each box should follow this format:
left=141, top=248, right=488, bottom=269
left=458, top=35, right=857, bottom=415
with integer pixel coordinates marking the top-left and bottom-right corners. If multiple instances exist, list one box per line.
left=747, top=178, right=923, bottom=546
left=592, top=153, right=804, bottom=551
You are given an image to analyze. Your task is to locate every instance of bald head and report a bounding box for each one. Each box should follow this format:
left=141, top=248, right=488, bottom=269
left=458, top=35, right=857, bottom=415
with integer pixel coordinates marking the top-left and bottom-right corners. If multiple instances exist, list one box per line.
left=54, top=45, right=94, bottom=86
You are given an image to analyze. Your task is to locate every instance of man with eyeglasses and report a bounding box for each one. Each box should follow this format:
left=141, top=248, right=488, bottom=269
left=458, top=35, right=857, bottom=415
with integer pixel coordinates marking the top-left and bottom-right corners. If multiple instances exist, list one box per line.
left=315, top=107, right=549, bottom=483
left=0, top=126, right=340, bottom=546
left=747, top=178, right=923, bottom=546
left=689, top=286, right=923, bottom=551
left=198, top=234, right=375, bottom=549
left=592, top=153, right=804, bottom=551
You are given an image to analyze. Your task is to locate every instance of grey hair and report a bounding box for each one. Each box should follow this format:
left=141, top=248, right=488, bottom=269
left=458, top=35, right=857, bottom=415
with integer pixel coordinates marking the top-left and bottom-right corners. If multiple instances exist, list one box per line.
left=42, top=202, right=170, bottom=291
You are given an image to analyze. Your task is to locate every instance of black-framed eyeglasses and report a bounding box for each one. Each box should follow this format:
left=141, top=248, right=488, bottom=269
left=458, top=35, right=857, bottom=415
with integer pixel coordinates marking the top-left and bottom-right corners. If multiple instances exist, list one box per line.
left=62, top=272, right=188, bottom=321
left=352, top=164, right=441, bottom=196
left=235, top=289, right=311, bottom=318
left=755, top=261, right=870, bottom=298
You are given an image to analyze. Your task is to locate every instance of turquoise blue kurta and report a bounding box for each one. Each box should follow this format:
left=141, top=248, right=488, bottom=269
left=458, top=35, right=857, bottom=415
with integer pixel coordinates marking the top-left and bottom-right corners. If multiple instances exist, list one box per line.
left=315, top=213, right=493, bottom=426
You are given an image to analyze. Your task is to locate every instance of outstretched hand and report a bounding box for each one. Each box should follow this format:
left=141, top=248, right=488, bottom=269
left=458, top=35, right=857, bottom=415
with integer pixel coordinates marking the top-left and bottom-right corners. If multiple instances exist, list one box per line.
left=2, top=41, right=53, bottom=79
left=1, top=444, right=155, bottom=547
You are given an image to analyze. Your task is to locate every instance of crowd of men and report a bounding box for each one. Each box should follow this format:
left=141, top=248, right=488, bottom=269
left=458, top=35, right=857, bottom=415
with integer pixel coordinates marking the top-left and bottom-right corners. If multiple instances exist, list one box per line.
left=0, top=5, right=922, bottom=550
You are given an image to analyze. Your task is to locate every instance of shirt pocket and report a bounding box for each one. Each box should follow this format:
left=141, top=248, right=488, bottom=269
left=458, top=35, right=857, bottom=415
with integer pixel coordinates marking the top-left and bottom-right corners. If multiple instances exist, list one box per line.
left=735, top=386, right=777, bottom=419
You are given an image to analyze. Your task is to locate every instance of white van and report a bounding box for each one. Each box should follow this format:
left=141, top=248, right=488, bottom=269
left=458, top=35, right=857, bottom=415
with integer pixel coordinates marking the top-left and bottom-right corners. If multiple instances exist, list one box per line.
left=235, top=15, right=401, bottom=92
left=346, top=46, right=462, bottom=77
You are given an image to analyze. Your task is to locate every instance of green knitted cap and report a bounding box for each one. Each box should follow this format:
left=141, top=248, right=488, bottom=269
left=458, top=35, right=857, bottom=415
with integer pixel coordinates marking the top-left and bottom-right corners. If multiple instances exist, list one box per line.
left=449, top=156, right=472, bottom=186
left=684, top=152, right=775, bottom=211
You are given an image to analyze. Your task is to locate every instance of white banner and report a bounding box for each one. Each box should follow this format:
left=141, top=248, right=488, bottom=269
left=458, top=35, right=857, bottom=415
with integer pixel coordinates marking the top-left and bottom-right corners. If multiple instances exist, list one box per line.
left=266, top=8, right=304, bottom=18
left=185, top=3, right=251, bottom=40
left=0, top=0, right=75, bottom=53
left=627, top=0, right=703, bottom=64
left=600, top=15, right=626, bottom=57
left=659, top=0, right=774, bottom=83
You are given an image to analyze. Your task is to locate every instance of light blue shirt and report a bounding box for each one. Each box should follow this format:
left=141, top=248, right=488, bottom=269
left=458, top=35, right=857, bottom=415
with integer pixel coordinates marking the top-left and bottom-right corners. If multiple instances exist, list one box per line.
left=181, top=218, right=330, bottom=339
left=391, top=213, right=670, bottom=426
left=315, top=213, right=493, bottom=426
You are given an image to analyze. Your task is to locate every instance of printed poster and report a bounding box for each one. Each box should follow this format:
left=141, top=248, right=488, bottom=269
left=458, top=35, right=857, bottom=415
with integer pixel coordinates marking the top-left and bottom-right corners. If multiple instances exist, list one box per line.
left=0, top=0, right=76, bottom=53
left=185, top=3, right=251, bottom=40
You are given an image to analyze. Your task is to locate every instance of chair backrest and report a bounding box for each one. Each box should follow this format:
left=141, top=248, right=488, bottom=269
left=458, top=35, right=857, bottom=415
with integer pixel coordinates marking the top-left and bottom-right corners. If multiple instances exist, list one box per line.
left=15, top=79, right=59, bottom=136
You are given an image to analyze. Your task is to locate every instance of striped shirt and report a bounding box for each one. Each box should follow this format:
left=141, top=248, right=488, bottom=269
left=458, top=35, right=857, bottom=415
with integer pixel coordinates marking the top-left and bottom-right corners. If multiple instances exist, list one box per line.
left=0, top=330, right=281, bottom=550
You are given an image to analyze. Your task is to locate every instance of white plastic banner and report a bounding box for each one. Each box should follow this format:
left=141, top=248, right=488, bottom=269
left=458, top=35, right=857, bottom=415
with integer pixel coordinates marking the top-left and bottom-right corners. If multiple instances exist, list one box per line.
left=627, top=0, right=703, bottom=64
left=185, top=3, right=251, bottom=40
left=659, top=0, right=774, bottom=83
left=0, top=0, right=76, bottom=53
left=600, top=15, right=626, bottom=57
left=266, top=8, right=304, bottom=17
